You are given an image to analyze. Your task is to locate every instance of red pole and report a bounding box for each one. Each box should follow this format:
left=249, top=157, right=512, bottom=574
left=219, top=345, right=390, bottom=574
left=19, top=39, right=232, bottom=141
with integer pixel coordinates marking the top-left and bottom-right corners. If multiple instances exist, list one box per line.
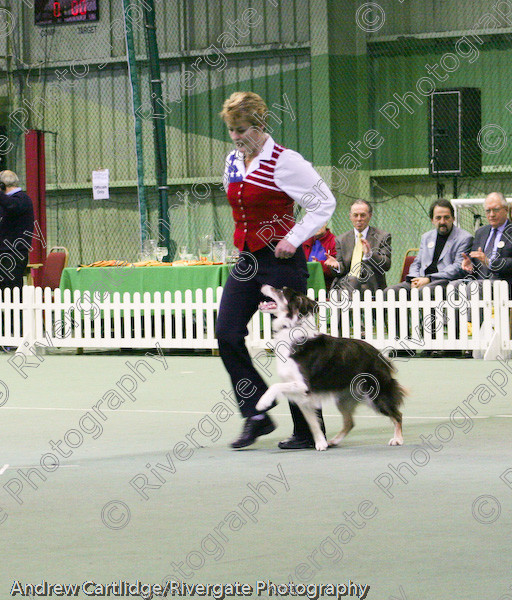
left=25, top=130, right=46, bottom=287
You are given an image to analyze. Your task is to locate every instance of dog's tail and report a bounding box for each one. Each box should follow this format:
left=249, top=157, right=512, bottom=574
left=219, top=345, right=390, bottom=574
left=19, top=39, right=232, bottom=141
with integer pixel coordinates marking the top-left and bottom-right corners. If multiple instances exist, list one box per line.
left=390, top=379, right=407, bottom=406
left=375, top=377, right=406, bottom=423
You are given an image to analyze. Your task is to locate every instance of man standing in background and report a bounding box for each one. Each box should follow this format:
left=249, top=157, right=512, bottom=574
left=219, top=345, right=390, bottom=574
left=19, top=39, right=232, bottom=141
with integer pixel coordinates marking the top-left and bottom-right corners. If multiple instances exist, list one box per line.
left=0, top=170, right=35, bottom=293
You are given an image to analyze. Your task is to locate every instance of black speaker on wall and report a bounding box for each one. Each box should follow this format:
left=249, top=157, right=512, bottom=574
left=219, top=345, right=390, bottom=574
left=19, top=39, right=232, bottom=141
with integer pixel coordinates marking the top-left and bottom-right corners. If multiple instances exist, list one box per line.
left=429, top=88, right=481, bottom=177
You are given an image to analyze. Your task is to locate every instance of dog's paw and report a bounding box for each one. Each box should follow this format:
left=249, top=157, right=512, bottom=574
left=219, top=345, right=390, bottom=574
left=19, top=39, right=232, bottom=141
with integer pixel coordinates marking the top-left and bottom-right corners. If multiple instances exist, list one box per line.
left=255, top=391, right=273, bottom=411
left=315, top=439, right=329, bottom=451
left=255, top=400, right=266, bottom=411
left=327, top=438, right=340, bottom=447
left=388, top=437, right=403, bottom=446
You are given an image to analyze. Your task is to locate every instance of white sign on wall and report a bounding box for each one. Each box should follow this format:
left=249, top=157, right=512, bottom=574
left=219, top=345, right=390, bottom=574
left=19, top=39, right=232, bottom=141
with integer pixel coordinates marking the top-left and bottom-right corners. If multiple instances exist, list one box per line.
left=92, top=169, right=109, bottom=200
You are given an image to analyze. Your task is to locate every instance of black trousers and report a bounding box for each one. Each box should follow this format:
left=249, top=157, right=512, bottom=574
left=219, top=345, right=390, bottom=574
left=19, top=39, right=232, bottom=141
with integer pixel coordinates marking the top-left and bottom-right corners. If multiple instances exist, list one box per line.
left=216, top=245, right=322, bottom=441
left=0, top=259, right=26, bottom=293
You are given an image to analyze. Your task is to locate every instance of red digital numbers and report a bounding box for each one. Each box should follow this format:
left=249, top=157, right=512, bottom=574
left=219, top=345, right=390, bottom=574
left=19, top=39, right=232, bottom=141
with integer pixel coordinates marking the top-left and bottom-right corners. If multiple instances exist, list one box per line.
left=71, top=0, right=87, bottom=16
left=37, top=0, right=96, bottom=24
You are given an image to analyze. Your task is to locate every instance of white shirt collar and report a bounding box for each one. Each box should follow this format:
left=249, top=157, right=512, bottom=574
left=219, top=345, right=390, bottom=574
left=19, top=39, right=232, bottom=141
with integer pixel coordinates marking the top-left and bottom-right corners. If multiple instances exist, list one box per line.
left=6, top=187, right=21, bottom=195
left=243, top=135, right=274, bottom=175
left=354, top=226, right=369, bottom=239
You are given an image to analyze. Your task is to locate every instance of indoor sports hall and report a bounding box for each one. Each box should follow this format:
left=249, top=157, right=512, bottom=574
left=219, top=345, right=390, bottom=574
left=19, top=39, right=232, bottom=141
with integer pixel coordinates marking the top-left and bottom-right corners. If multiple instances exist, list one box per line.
left=1, top=1, right=512, bottom=599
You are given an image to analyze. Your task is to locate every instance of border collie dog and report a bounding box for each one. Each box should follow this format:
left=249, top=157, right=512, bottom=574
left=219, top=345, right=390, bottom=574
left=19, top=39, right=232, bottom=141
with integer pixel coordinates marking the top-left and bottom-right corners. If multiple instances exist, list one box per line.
left=256, top=285, right=405, bottom=451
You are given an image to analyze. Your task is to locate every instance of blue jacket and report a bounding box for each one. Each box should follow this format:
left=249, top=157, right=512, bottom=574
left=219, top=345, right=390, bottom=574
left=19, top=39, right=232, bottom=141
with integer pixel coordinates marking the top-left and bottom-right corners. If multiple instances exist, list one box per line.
left=409, top=225, right=473, bottom=281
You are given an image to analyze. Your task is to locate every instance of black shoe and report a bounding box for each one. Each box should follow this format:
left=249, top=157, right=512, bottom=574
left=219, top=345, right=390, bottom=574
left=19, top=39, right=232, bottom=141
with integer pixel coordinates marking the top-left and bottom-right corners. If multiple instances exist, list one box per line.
left=230, top=415, right=276, bottom=449
left=278, top=435, right=315, bottom=450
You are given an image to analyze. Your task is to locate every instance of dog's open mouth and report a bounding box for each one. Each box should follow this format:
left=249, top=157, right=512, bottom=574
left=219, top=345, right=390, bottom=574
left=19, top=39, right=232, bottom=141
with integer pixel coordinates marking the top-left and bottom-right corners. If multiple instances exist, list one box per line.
left=259, top=301, right=277, bottom=312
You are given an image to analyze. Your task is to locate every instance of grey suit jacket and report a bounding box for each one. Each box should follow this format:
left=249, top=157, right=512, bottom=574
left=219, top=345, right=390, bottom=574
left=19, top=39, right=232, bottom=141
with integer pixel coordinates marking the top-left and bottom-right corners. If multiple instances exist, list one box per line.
left=332, top=226, right=392, bottom=291
left=409, top=225, right=473, bottom=281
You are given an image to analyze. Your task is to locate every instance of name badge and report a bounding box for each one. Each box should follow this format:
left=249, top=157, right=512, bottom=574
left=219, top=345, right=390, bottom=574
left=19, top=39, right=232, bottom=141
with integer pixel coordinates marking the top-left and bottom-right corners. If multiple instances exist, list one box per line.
left=497, top=240, right=505, bottom=248
left=428, top=241, right=435, bottom=249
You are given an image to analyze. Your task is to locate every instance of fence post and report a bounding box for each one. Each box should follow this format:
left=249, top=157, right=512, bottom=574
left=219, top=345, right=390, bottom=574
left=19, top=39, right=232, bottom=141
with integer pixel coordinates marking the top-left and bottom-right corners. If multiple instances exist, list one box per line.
left=17, top=285, right=36, bottom=355
left=482, top=281, right=503, bottom=360
left=499, top=281, right=512, bottom=359
left=489, top=280, right=511, bottom=360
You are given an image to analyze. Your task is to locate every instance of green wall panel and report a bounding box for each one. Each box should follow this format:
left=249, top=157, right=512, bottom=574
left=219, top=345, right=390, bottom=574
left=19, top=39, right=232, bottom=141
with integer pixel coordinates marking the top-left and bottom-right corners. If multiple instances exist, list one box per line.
left=371, top=45, right=512, bottom=171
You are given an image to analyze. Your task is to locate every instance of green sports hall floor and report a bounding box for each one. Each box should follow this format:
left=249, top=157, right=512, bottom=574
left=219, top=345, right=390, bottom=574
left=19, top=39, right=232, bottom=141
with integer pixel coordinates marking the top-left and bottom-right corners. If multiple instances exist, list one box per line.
left=0, top=350, right=511, bottom=600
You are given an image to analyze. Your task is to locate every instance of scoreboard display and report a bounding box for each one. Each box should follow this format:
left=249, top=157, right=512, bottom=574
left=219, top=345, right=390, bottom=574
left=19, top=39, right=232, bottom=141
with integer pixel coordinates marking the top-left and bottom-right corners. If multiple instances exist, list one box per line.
left=35, top=0, right=99, bottom=25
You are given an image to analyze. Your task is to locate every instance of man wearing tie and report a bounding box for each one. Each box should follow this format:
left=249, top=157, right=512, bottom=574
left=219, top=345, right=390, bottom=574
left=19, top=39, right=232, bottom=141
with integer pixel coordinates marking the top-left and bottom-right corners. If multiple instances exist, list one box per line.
left=458, top=192, right=512, bottom=291
left=325, top=199, right=391, bottom=294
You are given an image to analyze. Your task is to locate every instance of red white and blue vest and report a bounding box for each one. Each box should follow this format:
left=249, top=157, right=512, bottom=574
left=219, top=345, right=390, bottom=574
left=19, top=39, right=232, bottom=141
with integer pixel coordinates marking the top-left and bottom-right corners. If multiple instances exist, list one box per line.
left=226, top=143, right=296, bottom=252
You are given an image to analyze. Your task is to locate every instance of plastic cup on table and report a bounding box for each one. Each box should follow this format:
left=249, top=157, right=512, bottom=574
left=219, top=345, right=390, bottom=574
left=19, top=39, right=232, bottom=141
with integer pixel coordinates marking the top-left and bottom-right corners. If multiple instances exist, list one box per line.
left=212, top=241, right=227, bottom=263
left=198, top=235, right=213, bottom=261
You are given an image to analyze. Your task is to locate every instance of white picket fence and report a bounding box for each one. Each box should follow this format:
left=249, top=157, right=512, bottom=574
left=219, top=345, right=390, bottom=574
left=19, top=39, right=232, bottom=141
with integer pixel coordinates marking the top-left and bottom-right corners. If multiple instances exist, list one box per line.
left=0, top=282, right=510, bottom=359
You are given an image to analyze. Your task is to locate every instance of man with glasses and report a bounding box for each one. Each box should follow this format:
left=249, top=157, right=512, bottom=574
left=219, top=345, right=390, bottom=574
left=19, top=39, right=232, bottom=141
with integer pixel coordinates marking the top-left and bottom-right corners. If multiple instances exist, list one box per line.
left=458, top=192, right=512, bottom=291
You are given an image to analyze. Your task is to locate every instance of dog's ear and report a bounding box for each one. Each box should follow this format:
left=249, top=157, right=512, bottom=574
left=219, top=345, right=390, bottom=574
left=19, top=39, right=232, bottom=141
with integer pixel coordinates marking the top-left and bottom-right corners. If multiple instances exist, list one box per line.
left=283, top=287, right=317, bottom=316
left=298, top=295, right=318, bottom=316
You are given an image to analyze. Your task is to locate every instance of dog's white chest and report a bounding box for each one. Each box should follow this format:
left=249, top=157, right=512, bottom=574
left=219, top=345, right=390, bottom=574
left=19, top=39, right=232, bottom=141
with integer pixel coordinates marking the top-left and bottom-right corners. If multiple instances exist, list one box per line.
left=272, top=330, right=305, bottom=383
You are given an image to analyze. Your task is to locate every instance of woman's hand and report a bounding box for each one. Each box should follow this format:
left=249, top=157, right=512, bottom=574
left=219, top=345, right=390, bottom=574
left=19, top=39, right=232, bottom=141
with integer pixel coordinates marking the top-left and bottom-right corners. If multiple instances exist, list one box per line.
left=275, top=239, right=297, bottom=259
left=324, top=252, right=339, bottom=270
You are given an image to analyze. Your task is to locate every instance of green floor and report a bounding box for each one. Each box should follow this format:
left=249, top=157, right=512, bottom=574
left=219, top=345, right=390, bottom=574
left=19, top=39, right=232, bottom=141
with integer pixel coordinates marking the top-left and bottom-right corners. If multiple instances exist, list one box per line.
left=1, top=351, right=511, bottom=599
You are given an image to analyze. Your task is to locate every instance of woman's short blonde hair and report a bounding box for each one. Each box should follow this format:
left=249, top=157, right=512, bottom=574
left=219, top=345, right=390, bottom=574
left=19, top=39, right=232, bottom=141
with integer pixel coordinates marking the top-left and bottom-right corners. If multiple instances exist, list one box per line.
left=220, top=92, right=268, bottom=128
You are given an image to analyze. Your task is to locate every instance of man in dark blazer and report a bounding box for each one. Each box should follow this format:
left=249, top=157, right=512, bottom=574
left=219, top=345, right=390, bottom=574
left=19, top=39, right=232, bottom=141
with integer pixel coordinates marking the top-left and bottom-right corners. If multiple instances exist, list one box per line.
left=0, top=170, right=34, bottom=293
left=325, top=199, right=391, bottom=294
left=386, top=199, right=473, bottom=295
left=457, top=192, right=512, bottom=292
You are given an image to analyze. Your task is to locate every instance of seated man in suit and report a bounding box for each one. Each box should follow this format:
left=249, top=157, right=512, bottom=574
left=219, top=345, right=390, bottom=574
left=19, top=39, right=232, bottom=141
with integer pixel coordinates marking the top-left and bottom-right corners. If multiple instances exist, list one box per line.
left=385, top=199, right=473, bottom=296
left=324, top=199, right=391, bottom=294
left=456, top=191, right=512, bottom=292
